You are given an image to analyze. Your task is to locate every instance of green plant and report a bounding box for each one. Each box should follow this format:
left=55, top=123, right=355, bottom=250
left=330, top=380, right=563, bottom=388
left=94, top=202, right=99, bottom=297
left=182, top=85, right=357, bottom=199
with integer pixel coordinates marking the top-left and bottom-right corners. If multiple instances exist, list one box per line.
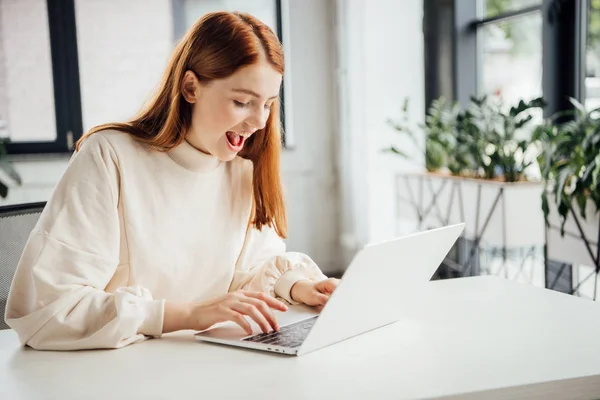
left=386, top=97, right=460, bottom=172
left=533, top=98, right=600, bottom=233
left=386, top=95, right=545, bottom=182
left=0, top=136, right=22, bottom=198
left=463, top=96, right=545, bottom=181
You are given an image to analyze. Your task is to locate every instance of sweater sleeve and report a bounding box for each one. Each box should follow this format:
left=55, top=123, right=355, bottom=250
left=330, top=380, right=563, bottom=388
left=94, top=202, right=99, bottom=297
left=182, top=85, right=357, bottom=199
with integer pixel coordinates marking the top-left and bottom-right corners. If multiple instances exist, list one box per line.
left=229, top=224, right=328, bottom=304
left=5, top=134, right=164, bottom=350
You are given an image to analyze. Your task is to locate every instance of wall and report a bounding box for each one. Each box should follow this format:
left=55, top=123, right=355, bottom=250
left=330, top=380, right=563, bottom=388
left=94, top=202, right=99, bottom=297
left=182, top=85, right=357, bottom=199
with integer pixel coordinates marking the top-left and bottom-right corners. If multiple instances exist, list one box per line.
left=74, top=0, right=174, bottom=131
left=1, top=0, right=340, bottom=274
left=365, top=0, right=425, bottom=241
left=336, top=0, right=425, bottom=255
left=280, top=0, right=338, bottom=273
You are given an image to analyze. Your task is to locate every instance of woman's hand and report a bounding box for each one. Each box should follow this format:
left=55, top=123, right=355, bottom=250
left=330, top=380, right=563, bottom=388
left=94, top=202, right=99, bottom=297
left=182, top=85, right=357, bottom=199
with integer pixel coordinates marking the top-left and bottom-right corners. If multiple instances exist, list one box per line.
left=163, top=291, right=288, bottom=335
left=290, top=278, right=340, bottom=311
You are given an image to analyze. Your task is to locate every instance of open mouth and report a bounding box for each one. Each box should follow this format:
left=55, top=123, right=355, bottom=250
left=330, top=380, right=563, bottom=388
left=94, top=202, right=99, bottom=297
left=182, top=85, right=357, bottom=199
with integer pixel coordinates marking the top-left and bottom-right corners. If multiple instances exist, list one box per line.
left=226, top=131, right=251, bottom=151
left=226, top=131, right=243, bottom=147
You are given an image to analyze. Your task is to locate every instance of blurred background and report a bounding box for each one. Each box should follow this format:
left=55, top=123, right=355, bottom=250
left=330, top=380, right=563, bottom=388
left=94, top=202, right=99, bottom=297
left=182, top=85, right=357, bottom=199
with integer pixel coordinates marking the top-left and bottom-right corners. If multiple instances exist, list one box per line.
left=1, top=0, right=600, bottom=299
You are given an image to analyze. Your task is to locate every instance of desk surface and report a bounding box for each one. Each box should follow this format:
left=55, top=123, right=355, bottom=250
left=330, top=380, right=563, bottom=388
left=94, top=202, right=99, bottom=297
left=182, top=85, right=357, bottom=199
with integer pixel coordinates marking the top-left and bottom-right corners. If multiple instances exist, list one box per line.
left=2, top=276, right=600, bottom=400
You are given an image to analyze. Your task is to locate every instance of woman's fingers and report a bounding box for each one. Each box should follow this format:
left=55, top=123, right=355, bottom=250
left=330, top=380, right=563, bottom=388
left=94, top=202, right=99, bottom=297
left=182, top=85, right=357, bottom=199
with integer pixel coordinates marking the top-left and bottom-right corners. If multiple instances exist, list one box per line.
left=217, top=291, right=293, bottom=335
left=317, top=278, right=340, bottom=294
left=313, top=292, right=330, bottom=306
left=242, top=291, right=288, bottom=311
left=226, top=310, right=253, bottom=335
left=241, top=296, right=280, bottom=331
left=231, top=302, right=272, bottom=334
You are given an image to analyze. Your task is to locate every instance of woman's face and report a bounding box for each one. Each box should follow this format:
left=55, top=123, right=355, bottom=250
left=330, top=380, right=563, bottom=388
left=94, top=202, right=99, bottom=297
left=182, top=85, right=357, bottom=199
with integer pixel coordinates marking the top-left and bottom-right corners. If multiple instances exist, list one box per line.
left=182, top=62, right=282, bottom=161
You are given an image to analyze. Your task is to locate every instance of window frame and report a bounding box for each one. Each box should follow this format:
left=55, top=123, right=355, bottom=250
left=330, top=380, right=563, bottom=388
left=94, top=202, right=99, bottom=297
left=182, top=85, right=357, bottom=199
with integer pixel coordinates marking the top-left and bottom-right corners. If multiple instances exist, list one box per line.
left=447, top=0, right=582, bottom=120
left=5, top=0, right=83, bottom=155
left=7, top=0, right=289, bottom=154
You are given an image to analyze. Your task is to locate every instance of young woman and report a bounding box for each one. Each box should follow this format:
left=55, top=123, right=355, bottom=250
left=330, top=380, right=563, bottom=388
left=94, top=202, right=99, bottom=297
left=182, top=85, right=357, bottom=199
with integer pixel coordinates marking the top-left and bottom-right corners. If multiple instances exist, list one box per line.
left=5, top=11, right=338, bottom=350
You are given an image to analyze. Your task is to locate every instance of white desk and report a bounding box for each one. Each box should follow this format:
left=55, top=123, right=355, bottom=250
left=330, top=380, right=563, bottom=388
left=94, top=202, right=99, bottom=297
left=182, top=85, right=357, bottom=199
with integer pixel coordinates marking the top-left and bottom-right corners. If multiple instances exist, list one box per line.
left=2, top=276, right=600, bottom=400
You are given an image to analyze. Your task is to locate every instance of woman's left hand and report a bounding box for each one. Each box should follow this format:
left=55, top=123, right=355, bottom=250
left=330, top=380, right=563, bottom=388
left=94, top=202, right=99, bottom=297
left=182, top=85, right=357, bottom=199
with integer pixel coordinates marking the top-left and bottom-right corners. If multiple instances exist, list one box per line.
left=290, top=278, right=340, bottom=311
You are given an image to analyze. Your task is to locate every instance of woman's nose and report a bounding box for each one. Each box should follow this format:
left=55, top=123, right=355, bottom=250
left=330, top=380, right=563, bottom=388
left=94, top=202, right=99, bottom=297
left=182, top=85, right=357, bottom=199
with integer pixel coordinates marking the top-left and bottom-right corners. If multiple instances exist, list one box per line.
left=247, top=106, right=268, bottom=131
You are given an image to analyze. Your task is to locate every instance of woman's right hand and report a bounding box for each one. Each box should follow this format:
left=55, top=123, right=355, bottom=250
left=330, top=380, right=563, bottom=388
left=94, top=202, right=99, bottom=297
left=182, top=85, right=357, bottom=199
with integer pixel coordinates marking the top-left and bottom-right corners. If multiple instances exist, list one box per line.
left=163, top=291, right=288, bottom=335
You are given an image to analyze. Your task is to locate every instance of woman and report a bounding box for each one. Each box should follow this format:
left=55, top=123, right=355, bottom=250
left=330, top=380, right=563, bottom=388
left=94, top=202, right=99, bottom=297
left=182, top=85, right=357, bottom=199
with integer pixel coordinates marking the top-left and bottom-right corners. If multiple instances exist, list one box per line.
left=5, top=11, right=338, bottom=350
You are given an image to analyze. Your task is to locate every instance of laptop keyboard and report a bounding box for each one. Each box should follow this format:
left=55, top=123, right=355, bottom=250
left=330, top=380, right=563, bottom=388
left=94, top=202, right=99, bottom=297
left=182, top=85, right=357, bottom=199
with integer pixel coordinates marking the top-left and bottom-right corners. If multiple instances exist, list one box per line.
left=242, top=316, right=318, bottom=348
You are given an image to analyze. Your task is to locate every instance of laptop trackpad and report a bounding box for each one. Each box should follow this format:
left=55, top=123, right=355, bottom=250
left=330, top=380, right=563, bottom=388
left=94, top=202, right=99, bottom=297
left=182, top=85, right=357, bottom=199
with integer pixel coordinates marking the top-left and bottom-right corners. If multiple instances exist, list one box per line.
left=196, top=304, right=319, bottom=340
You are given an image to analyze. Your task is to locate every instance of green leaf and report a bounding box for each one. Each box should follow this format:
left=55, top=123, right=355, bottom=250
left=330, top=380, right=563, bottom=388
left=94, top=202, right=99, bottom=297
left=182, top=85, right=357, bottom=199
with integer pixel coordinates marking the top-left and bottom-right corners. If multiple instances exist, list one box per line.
left=528, top=97, right=547, bottom=109
left=0, top=160, right=22, bottom=185
left=509, top=97, right=545, bottom=117
left=0, top=180, right=7, bottom=198
left=515, top=114, right=533, bottom=129
left=593, top=154, right=600, bottom=189
left=556, top=167, right=572, bottom=198
left=569, top=97, right=588, bottom=116
left=384, top=146, right=409, bottom=158
left=558, top=199, right=570, bottom=236
left=577, top=192, right=588, bottom=220
left=541, top=193, right=550, bottom=226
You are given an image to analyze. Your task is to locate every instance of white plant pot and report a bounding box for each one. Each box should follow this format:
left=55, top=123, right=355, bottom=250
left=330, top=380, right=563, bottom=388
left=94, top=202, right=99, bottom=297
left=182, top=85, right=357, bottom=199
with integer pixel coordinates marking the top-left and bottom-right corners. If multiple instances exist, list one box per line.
left=459, top=178, right=545, bottom=248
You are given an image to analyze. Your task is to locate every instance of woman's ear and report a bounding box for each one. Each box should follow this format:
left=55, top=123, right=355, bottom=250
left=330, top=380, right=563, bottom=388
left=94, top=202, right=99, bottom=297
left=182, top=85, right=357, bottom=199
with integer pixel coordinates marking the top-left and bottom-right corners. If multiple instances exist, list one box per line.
left=181, top=70, right=199, bottom=103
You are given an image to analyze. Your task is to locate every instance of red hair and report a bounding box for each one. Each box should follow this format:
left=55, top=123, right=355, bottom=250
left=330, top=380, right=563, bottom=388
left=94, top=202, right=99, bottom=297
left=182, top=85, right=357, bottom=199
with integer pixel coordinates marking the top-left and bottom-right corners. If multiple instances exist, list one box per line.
left=76, top=12, right=287, bottom=237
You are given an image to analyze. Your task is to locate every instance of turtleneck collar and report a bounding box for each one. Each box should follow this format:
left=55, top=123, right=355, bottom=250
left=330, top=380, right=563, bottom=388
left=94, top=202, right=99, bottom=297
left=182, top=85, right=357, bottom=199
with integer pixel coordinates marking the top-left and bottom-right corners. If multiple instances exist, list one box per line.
left=167, top=139, right=222, bottom=173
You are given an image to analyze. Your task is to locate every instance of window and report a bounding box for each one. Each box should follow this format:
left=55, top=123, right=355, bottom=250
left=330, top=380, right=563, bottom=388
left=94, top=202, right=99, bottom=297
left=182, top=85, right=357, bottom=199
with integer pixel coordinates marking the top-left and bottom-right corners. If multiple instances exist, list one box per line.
left=441, top=0, right=593, bottom=297
left=472, top=1, right=544, bottom=122
left=0, top=0, right=56, bottom=142
left=0, top=0, right=81, bottom=154
left=450, top=0, right=581, bottom=120
left=484, top=0, right=542, bottom=18
left=479, top=11, right=543, bottom=108
left=1, top=0, right=287, bottom=154
left=585, top=0, right=600, bottom=109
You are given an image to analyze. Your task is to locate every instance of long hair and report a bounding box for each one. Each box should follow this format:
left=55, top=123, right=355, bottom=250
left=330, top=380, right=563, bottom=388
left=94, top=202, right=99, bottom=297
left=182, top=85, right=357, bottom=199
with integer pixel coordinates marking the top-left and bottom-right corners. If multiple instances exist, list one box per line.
left=76, top=12, right=287, bottom=237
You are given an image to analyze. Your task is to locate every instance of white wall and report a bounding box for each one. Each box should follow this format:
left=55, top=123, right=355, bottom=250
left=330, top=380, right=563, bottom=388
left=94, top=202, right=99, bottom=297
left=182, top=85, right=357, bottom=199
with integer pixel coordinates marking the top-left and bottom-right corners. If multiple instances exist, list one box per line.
left=334, top=0, right=369, bottom=266
left=1, top=0, right=341, bottom=274
left=74, top=0, right=174, bottom=131
left=281, top=0, right=339, bottom=274
left=365, top=0, right=425, bottom=241
left=336, top=0, right=425, bottom=253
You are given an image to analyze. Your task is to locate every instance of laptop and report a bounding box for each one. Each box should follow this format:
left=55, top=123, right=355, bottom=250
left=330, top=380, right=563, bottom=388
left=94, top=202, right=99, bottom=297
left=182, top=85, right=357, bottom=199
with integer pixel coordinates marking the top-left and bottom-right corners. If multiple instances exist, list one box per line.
left=194, top=223, right=465, bottom=356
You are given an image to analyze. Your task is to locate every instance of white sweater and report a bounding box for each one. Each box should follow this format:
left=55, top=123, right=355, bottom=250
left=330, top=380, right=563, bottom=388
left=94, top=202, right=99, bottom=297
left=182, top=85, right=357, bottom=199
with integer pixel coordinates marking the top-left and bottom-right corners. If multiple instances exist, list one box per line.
left=5, top=130, right=327, bottom=350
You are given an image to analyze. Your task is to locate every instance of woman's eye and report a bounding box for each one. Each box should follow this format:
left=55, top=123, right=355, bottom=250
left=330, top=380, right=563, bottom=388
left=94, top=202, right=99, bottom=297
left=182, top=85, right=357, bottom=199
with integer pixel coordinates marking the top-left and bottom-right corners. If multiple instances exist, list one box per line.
left=234, top=100, right=250, bottom=108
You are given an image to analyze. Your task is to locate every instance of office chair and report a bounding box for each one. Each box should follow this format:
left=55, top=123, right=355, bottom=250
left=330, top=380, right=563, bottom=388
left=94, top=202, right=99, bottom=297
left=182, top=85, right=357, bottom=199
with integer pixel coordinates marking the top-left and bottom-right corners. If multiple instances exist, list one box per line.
left=0, top=202, right=46, bottom=330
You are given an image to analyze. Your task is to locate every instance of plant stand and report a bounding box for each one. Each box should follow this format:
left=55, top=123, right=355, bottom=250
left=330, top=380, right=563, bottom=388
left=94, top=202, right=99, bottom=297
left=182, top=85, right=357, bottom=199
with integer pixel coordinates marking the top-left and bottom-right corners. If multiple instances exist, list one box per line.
left=546, top=199, right=600, bottom=300
left=395, top=172, right=545, bottom=287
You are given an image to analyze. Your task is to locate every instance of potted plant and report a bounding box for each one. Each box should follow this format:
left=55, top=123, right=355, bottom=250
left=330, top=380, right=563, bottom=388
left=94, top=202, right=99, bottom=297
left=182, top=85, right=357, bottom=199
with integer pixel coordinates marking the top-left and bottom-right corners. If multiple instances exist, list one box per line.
left=534, top=98, right=600, bottom=291
left=389, top=95, right=546, bottom=277
left=387, top=97, right=459, bottom=174
left=388, top=96, right=545, bottom=180
left=0, top=119, right=22, bottom=199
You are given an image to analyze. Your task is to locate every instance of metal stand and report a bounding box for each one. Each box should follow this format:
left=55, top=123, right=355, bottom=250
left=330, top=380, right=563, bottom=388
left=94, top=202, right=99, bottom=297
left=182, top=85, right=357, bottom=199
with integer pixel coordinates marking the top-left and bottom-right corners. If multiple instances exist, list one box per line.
left=545, top=205, right=600, bottom=300
left=395, top=173, right=544, bottom=285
